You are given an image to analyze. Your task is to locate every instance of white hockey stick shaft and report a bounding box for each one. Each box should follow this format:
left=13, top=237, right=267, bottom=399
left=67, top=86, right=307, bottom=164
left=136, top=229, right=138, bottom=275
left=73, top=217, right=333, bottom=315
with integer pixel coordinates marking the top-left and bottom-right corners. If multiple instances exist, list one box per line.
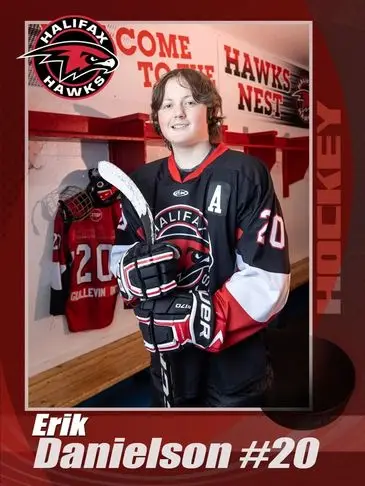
left=98, top=160, right=174, bottom=408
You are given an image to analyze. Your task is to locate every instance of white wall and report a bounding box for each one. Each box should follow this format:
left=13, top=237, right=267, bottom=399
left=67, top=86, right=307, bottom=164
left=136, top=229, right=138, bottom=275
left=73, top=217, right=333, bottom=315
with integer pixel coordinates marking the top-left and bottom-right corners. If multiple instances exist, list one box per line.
left=27, top=22, right=310, bottom=376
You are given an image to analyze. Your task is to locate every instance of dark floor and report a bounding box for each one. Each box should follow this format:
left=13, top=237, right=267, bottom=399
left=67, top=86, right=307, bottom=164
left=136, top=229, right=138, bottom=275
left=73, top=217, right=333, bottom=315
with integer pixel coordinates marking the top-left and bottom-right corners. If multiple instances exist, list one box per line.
left=76, top=283, right=310, bottom=408
left=77, top=367, right=153, bottom=408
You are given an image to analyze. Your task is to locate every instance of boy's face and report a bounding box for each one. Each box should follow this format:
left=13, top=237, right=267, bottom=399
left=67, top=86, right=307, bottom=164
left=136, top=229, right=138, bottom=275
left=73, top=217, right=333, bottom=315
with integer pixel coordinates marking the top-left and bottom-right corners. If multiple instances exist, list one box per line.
left=157, top=76, right=209, bottom=148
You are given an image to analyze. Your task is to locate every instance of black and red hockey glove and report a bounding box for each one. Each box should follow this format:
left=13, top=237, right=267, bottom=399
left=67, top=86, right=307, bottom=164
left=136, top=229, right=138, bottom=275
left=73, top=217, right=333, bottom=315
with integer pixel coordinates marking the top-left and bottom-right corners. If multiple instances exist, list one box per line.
left=134, top=291, right=225, bottom=353
left=118, top=241, right=180, bottom=300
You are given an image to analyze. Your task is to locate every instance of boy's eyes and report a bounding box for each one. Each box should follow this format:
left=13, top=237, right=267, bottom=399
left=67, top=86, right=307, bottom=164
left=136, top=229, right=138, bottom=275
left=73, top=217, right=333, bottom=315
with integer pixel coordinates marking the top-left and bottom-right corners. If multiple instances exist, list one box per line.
left=161, top=99, right=197, bottom=109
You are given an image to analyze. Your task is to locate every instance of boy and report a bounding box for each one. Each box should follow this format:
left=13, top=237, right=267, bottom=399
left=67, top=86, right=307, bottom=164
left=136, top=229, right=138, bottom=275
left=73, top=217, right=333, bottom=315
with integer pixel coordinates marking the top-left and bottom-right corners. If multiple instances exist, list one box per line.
left=110, top=68, right=291, bottom=407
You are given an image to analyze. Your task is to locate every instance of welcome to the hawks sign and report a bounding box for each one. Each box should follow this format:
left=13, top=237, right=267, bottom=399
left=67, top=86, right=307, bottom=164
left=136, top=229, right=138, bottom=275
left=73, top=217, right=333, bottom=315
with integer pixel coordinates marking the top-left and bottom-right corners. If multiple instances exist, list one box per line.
left=113, top=26, right=309, bottom=129
left=223, top=44, right=309, bottom=128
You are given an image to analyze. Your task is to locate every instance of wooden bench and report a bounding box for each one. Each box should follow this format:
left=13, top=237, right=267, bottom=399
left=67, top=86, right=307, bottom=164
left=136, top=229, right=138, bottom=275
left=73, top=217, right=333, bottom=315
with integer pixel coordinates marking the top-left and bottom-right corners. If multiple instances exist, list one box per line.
left=28, top=257, right=309, bottom=408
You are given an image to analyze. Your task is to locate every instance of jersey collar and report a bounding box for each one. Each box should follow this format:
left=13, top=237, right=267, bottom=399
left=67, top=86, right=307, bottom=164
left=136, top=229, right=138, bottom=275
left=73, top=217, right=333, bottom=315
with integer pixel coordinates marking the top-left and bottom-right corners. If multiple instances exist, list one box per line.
left=167, top=143, right=229, bottom=183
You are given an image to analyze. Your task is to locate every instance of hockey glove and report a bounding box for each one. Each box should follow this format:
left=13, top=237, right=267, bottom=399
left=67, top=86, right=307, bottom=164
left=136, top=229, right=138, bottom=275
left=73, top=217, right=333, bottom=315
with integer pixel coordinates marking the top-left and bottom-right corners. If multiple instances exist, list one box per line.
left=119, top=241, right=180, bottom=300
left=135, top=291, right=224, bottom=352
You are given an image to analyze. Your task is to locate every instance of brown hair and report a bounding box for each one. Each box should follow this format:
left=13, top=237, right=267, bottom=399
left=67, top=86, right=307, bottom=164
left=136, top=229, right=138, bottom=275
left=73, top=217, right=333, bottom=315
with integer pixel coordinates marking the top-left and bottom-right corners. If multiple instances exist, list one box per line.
left=151, top=68, right=225, bottom=150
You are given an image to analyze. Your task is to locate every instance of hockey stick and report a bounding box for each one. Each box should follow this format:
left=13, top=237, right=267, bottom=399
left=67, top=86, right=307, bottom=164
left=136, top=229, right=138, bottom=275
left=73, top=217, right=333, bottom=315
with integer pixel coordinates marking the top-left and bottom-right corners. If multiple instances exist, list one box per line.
left=98, top=160, right=174, bottom=408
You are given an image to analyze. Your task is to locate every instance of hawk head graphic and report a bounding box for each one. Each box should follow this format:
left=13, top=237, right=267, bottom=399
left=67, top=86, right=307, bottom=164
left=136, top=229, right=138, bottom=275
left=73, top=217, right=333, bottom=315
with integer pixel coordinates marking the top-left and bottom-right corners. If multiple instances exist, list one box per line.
left=292, top=89, right=309, bottom=111
left=155, top=205, right=214, bottom=291
left=176, top=246, right=212, bottom=288
left=292, top=76, right=310, bottom=124
left=19, top=40, right=119, bottom=83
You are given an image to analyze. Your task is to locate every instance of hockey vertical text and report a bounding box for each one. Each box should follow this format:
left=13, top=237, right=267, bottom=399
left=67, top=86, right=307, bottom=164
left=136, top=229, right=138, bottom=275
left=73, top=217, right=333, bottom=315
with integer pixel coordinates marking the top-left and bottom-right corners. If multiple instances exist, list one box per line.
left=316, top=101, right=342, bottom=314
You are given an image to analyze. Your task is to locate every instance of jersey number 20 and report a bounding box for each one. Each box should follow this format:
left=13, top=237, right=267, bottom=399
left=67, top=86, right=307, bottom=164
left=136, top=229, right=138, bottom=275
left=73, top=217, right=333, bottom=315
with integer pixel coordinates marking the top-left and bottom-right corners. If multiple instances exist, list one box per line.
left=257, top=209, right=285, bottom=249
left=75, top=243, right=113, bottom=284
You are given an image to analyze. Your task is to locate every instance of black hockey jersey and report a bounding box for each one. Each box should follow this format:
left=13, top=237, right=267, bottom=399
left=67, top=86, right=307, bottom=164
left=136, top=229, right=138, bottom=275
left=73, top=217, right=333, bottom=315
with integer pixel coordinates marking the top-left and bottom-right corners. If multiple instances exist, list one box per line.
left=110, top=143, right=291, bottom=404
left=50, top=199, right=122, bottom=332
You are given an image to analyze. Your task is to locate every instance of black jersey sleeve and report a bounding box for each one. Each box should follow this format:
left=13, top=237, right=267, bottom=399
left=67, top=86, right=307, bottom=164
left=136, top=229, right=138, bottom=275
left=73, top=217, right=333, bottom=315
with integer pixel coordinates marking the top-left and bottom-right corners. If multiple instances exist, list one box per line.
left=210, top=158, right=291, bottom=351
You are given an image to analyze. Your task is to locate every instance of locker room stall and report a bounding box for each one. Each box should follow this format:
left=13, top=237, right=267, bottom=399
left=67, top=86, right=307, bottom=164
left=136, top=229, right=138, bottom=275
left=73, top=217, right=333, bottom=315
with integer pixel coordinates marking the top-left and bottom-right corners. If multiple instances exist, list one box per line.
left=27, top=22, right=310, bottom=407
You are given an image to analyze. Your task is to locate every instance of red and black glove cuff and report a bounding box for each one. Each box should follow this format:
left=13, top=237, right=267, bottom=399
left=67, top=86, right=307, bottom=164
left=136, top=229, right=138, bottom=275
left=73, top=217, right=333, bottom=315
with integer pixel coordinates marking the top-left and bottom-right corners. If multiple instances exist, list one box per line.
left=135, top=290, right=224, bottom=352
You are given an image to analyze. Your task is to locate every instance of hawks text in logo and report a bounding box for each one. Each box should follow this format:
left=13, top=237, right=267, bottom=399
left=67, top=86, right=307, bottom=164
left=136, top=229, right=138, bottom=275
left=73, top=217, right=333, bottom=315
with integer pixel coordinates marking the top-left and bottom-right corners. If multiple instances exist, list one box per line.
left=292, top=78, right=309, bottom=126
left=155, top=205, right=214, bottom=291
left=19, top=16, right=119, bottom=99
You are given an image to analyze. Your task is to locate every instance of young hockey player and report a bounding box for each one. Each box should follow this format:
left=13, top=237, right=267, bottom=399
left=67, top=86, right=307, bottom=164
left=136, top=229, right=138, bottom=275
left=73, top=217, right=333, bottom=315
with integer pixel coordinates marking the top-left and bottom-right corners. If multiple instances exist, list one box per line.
left=110, top=68, right=291, bottom=407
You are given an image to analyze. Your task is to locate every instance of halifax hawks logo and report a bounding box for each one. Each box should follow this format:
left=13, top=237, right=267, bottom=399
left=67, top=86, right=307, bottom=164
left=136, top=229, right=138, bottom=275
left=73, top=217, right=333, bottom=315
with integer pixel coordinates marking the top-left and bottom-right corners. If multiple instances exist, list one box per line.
left=22, top=41, right=118, bottom=83
left=155, top=205, right=214, bottom=291
left=18, top=16, right=119, bottom=99
left=292, top=78, right=309, bottom=125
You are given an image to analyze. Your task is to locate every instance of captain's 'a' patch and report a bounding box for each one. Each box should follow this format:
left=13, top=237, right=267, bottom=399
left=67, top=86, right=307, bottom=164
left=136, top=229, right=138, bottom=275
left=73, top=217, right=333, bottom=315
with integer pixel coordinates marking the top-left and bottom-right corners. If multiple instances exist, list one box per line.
left=206, top=182, right=231, bottom=216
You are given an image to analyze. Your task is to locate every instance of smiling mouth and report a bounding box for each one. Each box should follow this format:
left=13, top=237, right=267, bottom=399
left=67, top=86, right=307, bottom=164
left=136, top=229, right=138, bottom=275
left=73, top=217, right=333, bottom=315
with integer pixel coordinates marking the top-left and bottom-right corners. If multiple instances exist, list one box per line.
left=171, top=123, right=189, bottom=130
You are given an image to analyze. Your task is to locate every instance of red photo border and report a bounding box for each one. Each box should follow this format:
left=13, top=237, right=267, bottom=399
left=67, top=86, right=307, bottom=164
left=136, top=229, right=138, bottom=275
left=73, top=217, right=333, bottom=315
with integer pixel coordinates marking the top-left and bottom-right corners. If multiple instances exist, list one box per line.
left=1, top=1, right=363, bottom=484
